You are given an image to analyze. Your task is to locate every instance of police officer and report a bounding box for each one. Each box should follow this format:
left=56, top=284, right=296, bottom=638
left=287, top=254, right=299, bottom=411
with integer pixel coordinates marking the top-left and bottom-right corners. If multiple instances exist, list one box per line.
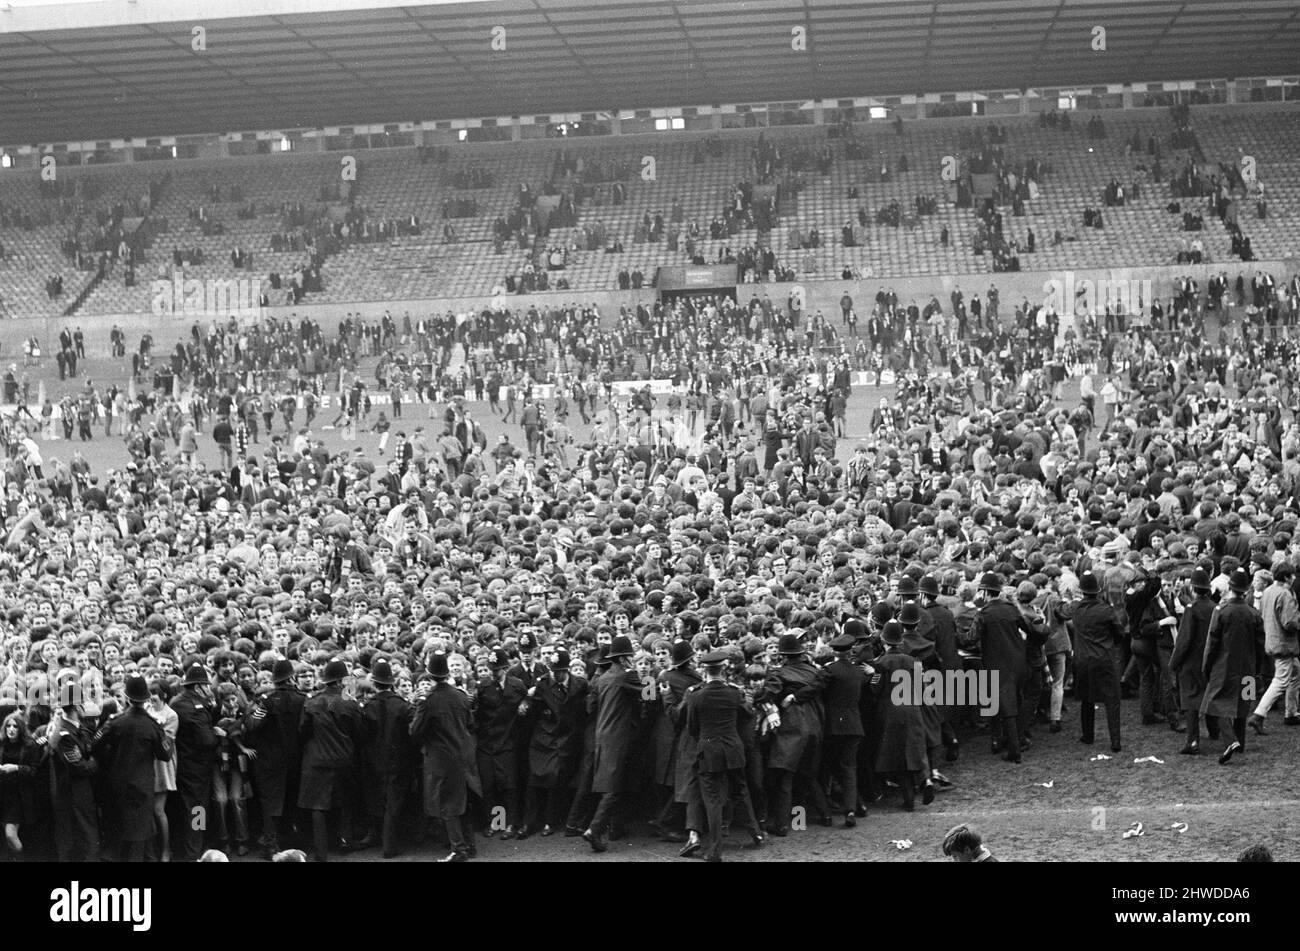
left=475, top=648, right=525, bottom=839
left=755, top=633, right=832, bottom=834
left=172, top=663, right=218, bottom=861
left=92, top=674, right=172, bottom=862
left=684, top=650, right=763, bottom=862
left=297, top=658, right=364, bottom=862
left=47, top=674, right=99, bottom=862
left=1072, top=571, right=1124, bottom=753
left=411, top=652, right=476, bottom=862
left=657, top=639, right=703, bottom=854
left=583, top=635, right=647, bottom=853
left=1170, top=569, right=1217, bottom=754
left=818, top=633, right=869, bottom=827
left=361, top=659, right=415, bottom=858
left=972, top=571, right=1045, bottom=763
left=245, top=658, right=306, bottom=858
left=920, top=574, right=962, bottom=766
left=1201, top=567, right=1266, bottom=765
left=520, top=649, right=587, bottom=836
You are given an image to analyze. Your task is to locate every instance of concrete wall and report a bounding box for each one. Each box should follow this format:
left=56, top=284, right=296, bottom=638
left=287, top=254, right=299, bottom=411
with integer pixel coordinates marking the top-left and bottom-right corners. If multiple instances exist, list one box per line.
left=781, top=261, right=1295, bottom=320
left=3, top=260, right=1293, bottom=363
left=1, top=286, right=659, bottom=359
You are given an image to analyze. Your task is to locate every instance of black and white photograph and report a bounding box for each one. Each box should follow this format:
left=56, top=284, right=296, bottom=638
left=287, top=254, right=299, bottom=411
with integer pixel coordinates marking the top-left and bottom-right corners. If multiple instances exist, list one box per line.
left=0, top=0, right=1297, bottom=921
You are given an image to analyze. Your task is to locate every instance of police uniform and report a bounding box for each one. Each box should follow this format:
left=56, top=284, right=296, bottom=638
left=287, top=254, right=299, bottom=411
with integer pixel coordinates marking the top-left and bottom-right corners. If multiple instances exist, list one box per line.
left=684, top=651, right=762, bottom=861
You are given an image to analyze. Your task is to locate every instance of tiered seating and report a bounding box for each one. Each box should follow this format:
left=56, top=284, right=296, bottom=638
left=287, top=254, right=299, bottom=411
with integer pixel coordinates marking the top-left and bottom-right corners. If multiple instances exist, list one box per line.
left=1190, top=106, right=1300, bottom=263
left=3, top=106, right=1294, bottom=317
left=0, top=177, right=103, bottom=319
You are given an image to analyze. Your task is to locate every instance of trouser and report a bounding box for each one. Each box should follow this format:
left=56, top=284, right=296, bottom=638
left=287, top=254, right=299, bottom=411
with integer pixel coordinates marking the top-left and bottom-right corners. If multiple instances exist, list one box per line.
left=370, top=775, right=410, bottom=854
left=822, top=735, right=861, bottom=813
left=563, top=753, right=595, bottom=830
left=177, top=791, right=210, bottom=861
left=53, top=795, right=100, bottom=862
left=745, top=749, right=767, bottom=824
left=892, top=771, right=919, bottom=809
left=442, top=813, right=470, bottom=854
left=1209, top=715, right=1247, bottom=749
left=654, top=794, right=686, bottom=833
left=1019, top=665, right=1044, bottom=736
left=523, top=784, right=571, bottom=830
left=1075, top=659, right=1122, bottom=746
left=998, top=715, right=1021, bottom=757
left=699, top=769, right=759, bottom=858
left=767, top=767, right=831, bottom=830
left=308, top=802, right=355, bottom=862
left=1159, top=641, right=1180, bottom=721
left=212, top=768, right=249, bottom=846
left=1255, top=656, right=1300, bottom=719
left=1136, top=645, right=1178, bottom=722
left=587, top=790, right=623, bottom=836
left=1047, top=652, right=1068, bottom=722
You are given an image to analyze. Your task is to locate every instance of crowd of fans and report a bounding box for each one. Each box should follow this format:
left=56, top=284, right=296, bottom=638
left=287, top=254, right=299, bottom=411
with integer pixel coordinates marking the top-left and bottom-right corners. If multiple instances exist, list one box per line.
left=0, top=266, right=1297, bottom=864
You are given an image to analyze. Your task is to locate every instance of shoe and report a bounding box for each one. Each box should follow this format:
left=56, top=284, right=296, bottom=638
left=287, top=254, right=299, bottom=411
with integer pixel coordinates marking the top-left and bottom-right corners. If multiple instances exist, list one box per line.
left=465, top=841, right=477, bottom=859
left=990, top=740, right=1003, bottom=755
left=1142, top=716, right=1162, bottom=726
left=514, top=826, right=531, bottom=841
left=437, top=850, right=470, bottom=863
left=541, top=826, right=554, bottom=837
left=1285, top=716, right=1300, bottom=727
left=1111, top=742, right=1122, bottom=753
left=1001, top=752, right=1023, bottom=763
left=1248, top=714, right=1267, bottom=736
left=1019, top=735, right=1032, bottom=751
left=381, top=849, right=403, bottom=859
left=931, top=771, right=954, bottom=788
left=944, top=737, right=960, bottom=762
left=679, top=839, right=702, bottom=859
left=765, top=825, right=789, bottom=837
left=854, top=805, right=869, bottom=818
left=844, top=812, right=857, bottom=828
left=582, top=829, right=608, bottom=853
left=900, top=800, right=915, bottom=812
left=1050, top=721, right=1062, bottom=733
left=819, top=815, right=834, bottom=828
left=922, top=782, right=935, bottom=805
left=1079, top=736, right=1094, bottom=745
left=563, top=826, right=583, bottom=838
left=1169, top=720, right=1184, bottom=733
left=706, top=854, right=722, bottom=863
left=744, top=833, right=766, bottom=850
left=1178, top=742, right=1200, bottom=755
left=659, top=831, right=687, bottom=844
left=1219, top=741, right=1242, bottom=765
left=235, top=842, right=250, bottom=857
left=501, top=827, right=516, bottom=841
left=483, top=828, right=498, bottom=839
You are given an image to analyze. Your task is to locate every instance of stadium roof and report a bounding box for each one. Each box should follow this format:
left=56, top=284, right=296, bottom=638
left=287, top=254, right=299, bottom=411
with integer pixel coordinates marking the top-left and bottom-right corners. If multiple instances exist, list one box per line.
left=2, top=0, right=1297, bottom=145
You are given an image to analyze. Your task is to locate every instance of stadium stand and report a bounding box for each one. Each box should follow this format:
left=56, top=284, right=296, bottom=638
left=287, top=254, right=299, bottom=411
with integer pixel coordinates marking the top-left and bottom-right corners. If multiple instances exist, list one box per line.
left=1, top=104, right=1295, bottom=317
